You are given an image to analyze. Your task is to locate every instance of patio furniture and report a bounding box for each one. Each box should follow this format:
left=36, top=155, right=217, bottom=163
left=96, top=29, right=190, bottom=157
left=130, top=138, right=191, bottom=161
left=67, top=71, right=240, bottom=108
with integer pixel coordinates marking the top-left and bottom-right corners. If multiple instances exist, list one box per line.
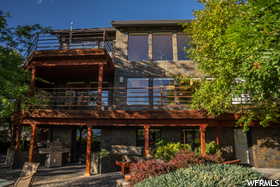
left=13, top=162, right=39, bottom=187
left=116, top=155, right=146, bottom=176
left=39, top=141, right=70, bottom=167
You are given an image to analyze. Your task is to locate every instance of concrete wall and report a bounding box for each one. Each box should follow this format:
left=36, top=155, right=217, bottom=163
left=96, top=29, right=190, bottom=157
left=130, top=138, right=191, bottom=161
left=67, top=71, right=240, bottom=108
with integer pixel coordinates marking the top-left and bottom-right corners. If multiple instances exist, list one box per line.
left=250, top=128, right=280, bottom=168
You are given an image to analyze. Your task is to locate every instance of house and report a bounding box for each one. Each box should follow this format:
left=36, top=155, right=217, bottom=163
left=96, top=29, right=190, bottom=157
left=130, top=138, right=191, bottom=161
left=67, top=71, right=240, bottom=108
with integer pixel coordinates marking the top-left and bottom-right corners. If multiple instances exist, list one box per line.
left=17, top=20, right=280, bottom=175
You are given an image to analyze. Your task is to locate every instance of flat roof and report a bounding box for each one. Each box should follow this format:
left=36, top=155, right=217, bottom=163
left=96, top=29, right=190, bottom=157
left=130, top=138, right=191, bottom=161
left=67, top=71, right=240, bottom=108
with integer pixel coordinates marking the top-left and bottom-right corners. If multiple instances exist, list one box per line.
left=112, top=19, right=191, bottom=27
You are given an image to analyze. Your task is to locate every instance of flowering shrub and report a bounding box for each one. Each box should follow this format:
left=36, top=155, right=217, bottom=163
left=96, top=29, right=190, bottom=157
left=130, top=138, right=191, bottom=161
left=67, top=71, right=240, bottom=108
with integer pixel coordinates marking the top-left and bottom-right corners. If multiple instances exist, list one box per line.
left=129, top=151, right=223, bottom=184
left=129, top=159, right=174, bottom=184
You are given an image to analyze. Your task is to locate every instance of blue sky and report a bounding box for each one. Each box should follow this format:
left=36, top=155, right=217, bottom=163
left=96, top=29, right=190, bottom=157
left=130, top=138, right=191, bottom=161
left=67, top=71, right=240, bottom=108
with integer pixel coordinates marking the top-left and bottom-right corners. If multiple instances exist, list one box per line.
left=2, top=0, right=203, bottom=29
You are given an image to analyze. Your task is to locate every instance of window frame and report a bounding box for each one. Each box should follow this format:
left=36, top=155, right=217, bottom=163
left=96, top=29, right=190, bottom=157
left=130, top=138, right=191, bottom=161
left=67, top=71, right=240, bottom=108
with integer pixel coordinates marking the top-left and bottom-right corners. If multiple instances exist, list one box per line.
left=176, top=33, right=190, bottom=61
left=152, top=33, right=173, bottom=62
left=127, top=33, right=149, bottom=62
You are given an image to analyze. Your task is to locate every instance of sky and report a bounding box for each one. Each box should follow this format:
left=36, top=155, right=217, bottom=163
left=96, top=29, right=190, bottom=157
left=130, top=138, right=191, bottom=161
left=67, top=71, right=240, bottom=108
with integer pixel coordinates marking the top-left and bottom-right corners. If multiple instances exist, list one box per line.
left=1, top=0, right=203, bottom=30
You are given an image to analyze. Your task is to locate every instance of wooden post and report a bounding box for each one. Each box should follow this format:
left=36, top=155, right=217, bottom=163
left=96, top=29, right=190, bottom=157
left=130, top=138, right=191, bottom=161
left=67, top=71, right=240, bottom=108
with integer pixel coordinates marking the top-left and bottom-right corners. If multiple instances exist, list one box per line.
left=15, top=125, right=22, bottom=151
left=28, top=124, right=37, bottom=162
left=144, top=125, right=150, bottom=158
left=200, top=125, right=207, bottom=157
left=215, top=126, right=222, bottom=145
left=85, top=127, right=92, bottom=176
left=97, top=64, right=104, bottom=110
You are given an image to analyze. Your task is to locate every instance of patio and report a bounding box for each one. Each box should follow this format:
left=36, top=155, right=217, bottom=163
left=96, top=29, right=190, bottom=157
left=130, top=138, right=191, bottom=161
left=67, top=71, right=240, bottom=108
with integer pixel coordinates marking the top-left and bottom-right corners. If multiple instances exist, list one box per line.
left=0, top=164, right=122, bottom=187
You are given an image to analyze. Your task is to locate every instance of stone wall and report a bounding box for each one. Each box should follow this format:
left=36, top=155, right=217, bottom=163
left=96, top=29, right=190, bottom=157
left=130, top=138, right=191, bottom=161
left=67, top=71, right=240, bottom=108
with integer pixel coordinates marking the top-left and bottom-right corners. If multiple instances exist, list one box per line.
left=250, top=128, right=280, bottom=168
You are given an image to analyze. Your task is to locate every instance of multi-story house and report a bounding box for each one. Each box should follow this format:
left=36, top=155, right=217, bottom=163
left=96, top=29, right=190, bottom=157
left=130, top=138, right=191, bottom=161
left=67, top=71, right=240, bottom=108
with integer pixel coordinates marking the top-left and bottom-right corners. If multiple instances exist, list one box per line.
left=19, top=20, right=280, bottom=175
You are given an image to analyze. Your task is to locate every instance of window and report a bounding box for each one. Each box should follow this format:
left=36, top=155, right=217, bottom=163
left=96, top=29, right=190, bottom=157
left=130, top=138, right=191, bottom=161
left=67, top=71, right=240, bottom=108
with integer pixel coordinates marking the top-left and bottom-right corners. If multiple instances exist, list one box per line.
left=127, top=78, right=149, bottom=105
left=152, top=34, right=173, bottom=61
left=181, top=128, right=200, bottom=150
left=153, top=78, right=175, bottom=105
left=128, top=34, right=148, bottom=61
left=136, top=128, right=161, bottom=147
left=177, top=34, right=190, bottom=60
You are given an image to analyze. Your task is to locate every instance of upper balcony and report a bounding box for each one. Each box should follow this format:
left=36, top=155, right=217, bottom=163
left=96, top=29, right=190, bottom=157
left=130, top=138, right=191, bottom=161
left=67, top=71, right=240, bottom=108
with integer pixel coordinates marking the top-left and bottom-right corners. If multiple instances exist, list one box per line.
left=25, top=28, right=116, bottom=69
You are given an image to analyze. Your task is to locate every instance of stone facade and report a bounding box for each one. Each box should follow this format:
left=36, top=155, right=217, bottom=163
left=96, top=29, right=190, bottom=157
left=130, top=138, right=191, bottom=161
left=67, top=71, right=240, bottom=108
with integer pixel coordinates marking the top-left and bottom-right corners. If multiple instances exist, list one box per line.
left=250, top=128, right=280, bottom=168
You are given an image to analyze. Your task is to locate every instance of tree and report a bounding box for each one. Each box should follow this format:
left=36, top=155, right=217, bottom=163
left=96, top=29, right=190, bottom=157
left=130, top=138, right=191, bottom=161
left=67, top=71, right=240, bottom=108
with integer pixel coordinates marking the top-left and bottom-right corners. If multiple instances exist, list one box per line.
left=184, top=0, right=280, bottom=129
left=0, top=11, right=48, bottom=143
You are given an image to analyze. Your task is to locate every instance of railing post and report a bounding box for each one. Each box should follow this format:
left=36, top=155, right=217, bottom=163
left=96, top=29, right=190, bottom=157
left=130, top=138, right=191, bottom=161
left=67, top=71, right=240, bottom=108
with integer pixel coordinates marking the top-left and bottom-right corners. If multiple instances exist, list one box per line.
left=97, top=64, right=104, bottom=110
left=31, top=66, right=36, bottom=95
left=85, top=126, right=92, bottom=176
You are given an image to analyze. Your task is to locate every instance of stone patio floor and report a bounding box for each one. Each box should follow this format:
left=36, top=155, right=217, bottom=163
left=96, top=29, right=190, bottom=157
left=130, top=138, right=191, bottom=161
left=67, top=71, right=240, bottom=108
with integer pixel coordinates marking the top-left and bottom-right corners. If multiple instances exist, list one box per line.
left=0, top=164, right=122, bottom=187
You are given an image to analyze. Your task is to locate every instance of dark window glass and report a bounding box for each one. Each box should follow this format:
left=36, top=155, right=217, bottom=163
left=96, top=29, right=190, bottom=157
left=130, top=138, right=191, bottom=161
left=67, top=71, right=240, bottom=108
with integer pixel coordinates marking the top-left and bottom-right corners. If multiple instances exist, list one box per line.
left=177, top=34, right=190, bottom=60
left=152, top=34, right=173, bottom=60
left=181, top=128, right=200, bottom=150
left=153, top=78, right=175, bottom=105
left=127, top=78, right=149, bottom=105
left=128, top=35, right=148, bottom=61
left=136, top=128, right=161, bottom=147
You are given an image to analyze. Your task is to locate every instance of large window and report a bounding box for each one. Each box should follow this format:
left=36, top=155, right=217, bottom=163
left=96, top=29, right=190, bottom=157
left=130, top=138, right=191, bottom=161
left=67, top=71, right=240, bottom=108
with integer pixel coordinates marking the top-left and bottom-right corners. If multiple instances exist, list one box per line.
left=128, top=34, right=148, bottom=61
left=127, top=78, right=149, bottom=105
left=152, top=34, right=173, bottom=61
left=177, top=34, right=190, bottom=60
left=136, top=128, right=161, bottom=147
left=181, top=128, right=200, bottom=150
left=153, top=78, right=175, bottom=105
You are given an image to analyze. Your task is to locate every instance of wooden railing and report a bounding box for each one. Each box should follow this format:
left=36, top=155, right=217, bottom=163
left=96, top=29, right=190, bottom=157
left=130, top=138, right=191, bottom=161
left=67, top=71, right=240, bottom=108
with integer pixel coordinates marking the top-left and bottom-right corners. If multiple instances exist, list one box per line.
left=26, top=31, right=114, bottom=57
left=32, top=86, right=193, bottom=110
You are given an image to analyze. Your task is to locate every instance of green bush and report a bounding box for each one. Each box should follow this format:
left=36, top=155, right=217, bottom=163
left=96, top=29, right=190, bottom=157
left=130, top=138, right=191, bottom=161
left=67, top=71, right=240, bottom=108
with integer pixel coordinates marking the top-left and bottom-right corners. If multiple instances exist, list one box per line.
left=154, top=140, right=192, bottom=161
left=135, top=164, right=263, bottom=187
left=195, top=141, right=220, bottom=155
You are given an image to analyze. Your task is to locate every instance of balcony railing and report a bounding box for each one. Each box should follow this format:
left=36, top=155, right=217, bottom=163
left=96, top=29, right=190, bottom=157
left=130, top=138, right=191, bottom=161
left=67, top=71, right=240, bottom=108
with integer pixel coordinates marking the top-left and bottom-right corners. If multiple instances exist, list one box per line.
left=31, top=86, right=193, bottom=110
left=26, top=31, right=114, bottom=57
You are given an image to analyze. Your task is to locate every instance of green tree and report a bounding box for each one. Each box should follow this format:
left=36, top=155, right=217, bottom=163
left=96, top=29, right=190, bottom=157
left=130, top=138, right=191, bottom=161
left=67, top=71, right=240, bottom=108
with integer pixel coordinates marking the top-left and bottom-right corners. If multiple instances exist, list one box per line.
left=184, top=0, right=280, bottom=129
left=0, top=11, right=48, bottom=142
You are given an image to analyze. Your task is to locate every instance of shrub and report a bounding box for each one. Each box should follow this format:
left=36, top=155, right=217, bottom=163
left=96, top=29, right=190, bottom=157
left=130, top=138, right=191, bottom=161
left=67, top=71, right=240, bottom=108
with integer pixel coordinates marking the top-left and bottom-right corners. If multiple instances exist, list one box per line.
left=129, top=159, right=174, bottom=184
left=195, top=141, right=220, bottom=155
left=168, top=150, right=223, bottom=169
left=135, top=164, right=263, bottom=187
left=154, top=140, right=192, bottom=161
left=129, top=151, right=223, bottom=184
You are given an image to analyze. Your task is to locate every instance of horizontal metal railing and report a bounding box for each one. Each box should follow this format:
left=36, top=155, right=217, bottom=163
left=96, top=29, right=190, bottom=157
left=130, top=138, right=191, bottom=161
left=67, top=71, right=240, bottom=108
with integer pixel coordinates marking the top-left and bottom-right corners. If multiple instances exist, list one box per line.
left=26, top=31, right=114, bottom=57
left=31, top=86, right=193, bottom=110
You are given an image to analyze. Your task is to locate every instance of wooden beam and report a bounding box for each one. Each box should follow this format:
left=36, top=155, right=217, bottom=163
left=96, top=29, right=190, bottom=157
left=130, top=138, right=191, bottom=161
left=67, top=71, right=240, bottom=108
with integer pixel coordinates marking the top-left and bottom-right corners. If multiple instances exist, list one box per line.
left=31, top=60, right=106, bottom=67
left=28, top=124, right=37, bottom=162
left=200, top=125, right=207, bottom=157
left=85, top=127, right=92, bottom=176
left=97, top=64, right=104, bottom=110
left=31, top=67, right=36, bottom=92
left=25, top=109, right=238, bottom=120
left=144, top=125, right=150, bottom=158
